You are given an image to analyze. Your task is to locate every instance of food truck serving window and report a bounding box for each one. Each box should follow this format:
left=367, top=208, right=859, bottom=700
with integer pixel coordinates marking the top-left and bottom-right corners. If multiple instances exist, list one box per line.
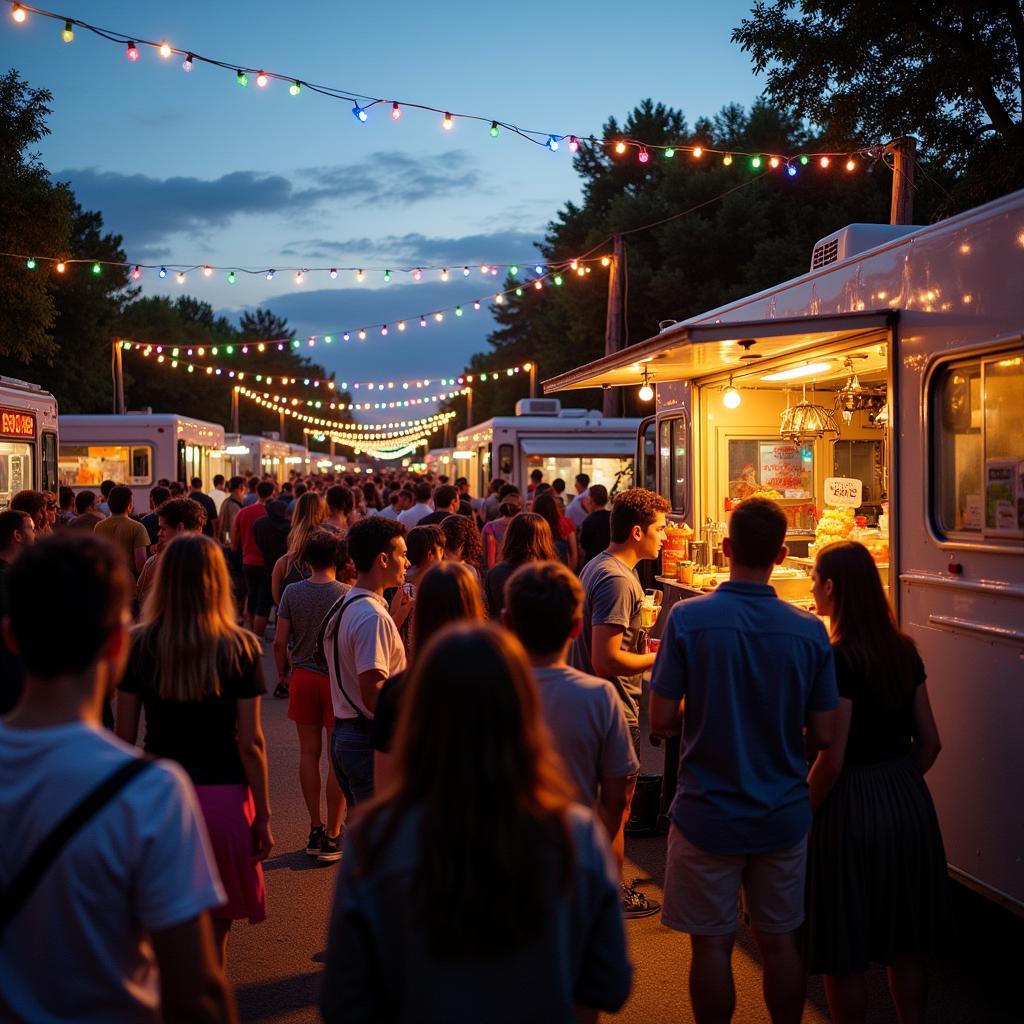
left=59, top=444, right=153, bottom=487
left=932, top=350, right=1024, bottom=539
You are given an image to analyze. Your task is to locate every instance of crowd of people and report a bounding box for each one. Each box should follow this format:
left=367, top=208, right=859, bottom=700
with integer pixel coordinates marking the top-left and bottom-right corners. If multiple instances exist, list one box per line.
left=0, top=466, right=950, bottom=1024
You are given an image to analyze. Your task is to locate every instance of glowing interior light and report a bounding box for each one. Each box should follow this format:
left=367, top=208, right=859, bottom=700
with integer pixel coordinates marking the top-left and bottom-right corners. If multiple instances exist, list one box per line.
left=547, top=135, right=559, bottom=152
left=202, top=265, right=213, bottom=277
left=490, top=121, right=499, bottom=137
left=256, top=71, right=268, bottom=87
left=442, top=112, right=454, bottom=131
left=412, top=268, right=422, bottom=281
left=236, top=70, right=248, bottom=86
left=56, top=261, right=66, bottom=273
left=614, top=141, right=627, bottom=155
left=639, top=382, right=654, bottom=402
left=182, top=53, right=194, bottom=71
left=92, top=263, right=102, bottom=275
left=723, top=383, right=741, bottom=409
left=819, top=155, right=830, bottom=168
left=568, top=135, right=579, bottom=152
left=391, top=101, right=401, bottom=120
left=760, top=361, right=832, bottom=382
left=289, top=81, right=302, bottom=96
left=126, top=41, right=139, bottom=61
left=723, top=153, right=733, bottom=165
left=158, top=266, right=167, bottom=278
left=11, top=4, right=27, bottom=23
left=352, top=104, right=367, bottom=122
left=159, top=41, right=172, bottom=58
left=62, top=20, right=74, bottom=42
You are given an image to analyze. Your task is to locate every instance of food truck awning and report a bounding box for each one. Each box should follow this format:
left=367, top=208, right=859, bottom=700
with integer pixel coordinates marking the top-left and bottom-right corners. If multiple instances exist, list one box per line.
left=542, top=310, right=895, bottom=393
left=518, top=437, right=636, bottom=457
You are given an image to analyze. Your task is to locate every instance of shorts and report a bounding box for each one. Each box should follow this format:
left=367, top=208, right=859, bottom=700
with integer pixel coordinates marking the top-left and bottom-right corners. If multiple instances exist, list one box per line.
left=288, top=667, right=334, bottom=731
left=330, top=718, right=375, bottom=809
left=243, top=563, right=272, bottom=617
left=662, top=825, right=807, bottom=936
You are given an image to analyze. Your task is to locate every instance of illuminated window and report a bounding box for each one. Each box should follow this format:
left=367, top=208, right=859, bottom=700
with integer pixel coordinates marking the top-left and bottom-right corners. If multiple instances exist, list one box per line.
left=59, top=444, right=153, bottom=487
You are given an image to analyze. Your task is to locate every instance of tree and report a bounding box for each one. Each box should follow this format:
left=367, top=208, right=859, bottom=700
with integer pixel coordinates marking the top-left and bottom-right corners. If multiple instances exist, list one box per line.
left=0, top=70, right=74, bottom=361
left=732, top=2, right=1024, bottom=211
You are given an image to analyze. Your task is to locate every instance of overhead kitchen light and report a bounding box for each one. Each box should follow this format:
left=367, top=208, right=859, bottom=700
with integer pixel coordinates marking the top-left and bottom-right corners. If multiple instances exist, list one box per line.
left=761, top=361, right=833, bottom=382
left=722, top=376, right=741, bottom=409
left=780, top=384, right=840, bottom=443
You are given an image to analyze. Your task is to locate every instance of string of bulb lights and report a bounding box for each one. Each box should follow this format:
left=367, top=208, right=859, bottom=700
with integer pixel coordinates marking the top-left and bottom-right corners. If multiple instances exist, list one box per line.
left=119, top=341, right=534, bottom=400
left=8, top=3, right=889, bottom=168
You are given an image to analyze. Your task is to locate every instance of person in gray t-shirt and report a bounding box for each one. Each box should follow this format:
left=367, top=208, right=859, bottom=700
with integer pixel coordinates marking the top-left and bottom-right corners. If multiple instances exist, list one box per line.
left=272, top=529, right=351, bottom=861
left=569, top=488, right=670, bottom=739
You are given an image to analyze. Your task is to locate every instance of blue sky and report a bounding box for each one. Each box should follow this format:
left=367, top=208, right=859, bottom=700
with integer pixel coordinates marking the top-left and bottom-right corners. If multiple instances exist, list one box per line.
left=3, top=0, right=763, bottom=413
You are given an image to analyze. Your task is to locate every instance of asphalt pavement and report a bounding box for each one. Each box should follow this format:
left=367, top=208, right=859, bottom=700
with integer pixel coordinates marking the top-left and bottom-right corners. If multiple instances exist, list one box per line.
left=227, top=645, right=1023, bottom=1023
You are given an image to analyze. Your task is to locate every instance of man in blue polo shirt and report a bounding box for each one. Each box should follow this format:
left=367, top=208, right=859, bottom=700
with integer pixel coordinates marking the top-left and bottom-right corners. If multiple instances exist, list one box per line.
left=650, top=497, right=838, bottom=1024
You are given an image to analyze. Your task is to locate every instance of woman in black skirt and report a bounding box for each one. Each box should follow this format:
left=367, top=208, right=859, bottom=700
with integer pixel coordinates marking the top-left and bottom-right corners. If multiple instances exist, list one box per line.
left=807, top=541, right=948, bottom=1024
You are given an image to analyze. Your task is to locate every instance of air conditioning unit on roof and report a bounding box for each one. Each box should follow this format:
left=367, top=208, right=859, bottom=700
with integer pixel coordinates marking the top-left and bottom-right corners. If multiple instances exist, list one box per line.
left=810, top=223, right=922, bottom=271
left=515, top=398, right=561, bottom=416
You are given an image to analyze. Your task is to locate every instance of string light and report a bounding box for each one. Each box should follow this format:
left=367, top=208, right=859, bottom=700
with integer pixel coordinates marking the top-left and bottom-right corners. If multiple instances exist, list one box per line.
left=131, top=265, right=142, bottom=280
left=61, top=19, right=72, bottom=42
left=664, top=147, right=675, bottom=158
left=289, top=80, right=302, bottom=96
left=614, top=141, right=627, bottom=155
left=266, top=269, right=275, bottom=280
left=176, top=271, right=186, bottom=284
left=638, top=148, right=649, bottom=163
left=820, top=156, right=830, bottom=168
left=55, top=261, right=66, bottom=273
left=568, top=135, right=579, bottom=153
left=202, top=264, right=213, bottom=277
left=440, top=268, right=449, bottom=282
left=126, top=40, right=138, bottom=61
left=723, top=153, right=733, bottom=166
left=11, top=4, right=27, bottom=23
left=91, top=262, right=102, bottom=275
left=845, top=157, right=857, bottom=171
left=391, top=101, right=401, bottom=120
left=25, top=257, right=36, bottom=269
left=352, top=104, right=367, bottom=122
left=356, top=269, right=365, bottom=283
left=546, top=135, right=559, bottom=152
left=236, top=67, right=247, bottom=85
left=442, top=112, right=454, bottom=131
left=329, top=268, right=337, bottom=279
left=182, top=53, right=193, bottom=71
left=692, top=146, right=702, bottom=158
left=158, top=40, right=172, bottom=58
left=158, top=266, right=167, bottom=278
left=256, top=70, right=268, bottom=87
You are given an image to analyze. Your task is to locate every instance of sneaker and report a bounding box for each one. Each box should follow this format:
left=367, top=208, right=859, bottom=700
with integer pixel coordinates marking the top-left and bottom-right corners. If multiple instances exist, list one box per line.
left=317, top=833, right=342, bottom=863
left=305, top=825, right=326, bottom=856
left=273, top=681, right=289, bottom=699
left=621, top=881, right=660, bottom=919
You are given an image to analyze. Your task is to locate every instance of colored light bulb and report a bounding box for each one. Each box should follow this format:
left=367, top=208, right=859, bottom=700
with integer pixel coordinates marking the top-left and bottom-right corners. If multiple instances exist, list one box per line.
left=490, top=121, right=499, bottom=137
left=614, top=141, right=627, bottom=155
left=639, top=148, right=651, bottom=164
left=509, top=265, right=518, bottom=276
left=534, top=264, right=544, bottom=275
left=568, top=135, right=580, bottom=153
left=266, top=269, right=275, bottom=280
left=547, top=135, right=559, bottom=152
left=464, top=266, right=471, bottom=276
left=11, top=4, right=26, bottom=23
left=601, top=256, right=611, bottom=267
left=434, top=312, right=444, bottom=322
left=202, top=265, right=213, bottom=277
left=177, top=272, right=186, bottom=284
left=397, top=321, right=406, bottom=331
left=664, top=147, right=675, bottom=158
left=384, top=269, right=392, bottom=282
left=131, top=265, right=142, bottom=280
left=358, top=329, right=367, bottom=340
left=381, top=326, right=388, bottom=336
left=845, top=157, right=856, bottom=171
left=391, top=102, right=401, bottom=120
left=455, top=305, right=463, bottom=317
left=723, top=153, right=733, bottom=165
left=227, top=271, right=236, bottom=284
left=751, top=155, right=762, bottom=168
left=786, top=164, right=797, bottom=177
left=473, top=301, right=481, bottom=310
left=56, top=261, right=66, bottom=273
left=820, top=155, right=831, bottom=168
left=442, top=112, right=454, bottom=131
left=158, top=266, right=167, bottom=278
left=183, top=53, right=194, bottom=72
left=126, top=41, right=139, bottom=61
left=256, top=71, right=268, bottom=88
left=533, top=279, right=543, bottom=290
left=356, top=269, right=364, bottom=283
left=495, top=293, right=505, bottom=304
left=159, top=41, right=172, bottom=58
left=769, top=156, right=780, bottom=168
left=295, top=271, right=304, bottom=283
left=554, top=274, right=563, bottom=286
left=289, top=81, right=302, bottom=96
left=25, top=257, right=35, bottom=270
left=62, top=20, right=74, bottom=42
left=412, top=268, right=422, bottom=281
left=236, top=70, right=248, bottom=87
left=352, top=104, right=367, bottom=122
left=420, top=316, right=427, bottom=327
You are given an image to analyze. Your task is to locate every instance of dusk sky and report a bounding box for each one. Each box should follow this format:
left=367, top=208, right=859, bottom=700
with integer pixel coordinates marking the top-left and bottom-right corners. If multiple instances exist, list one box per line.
left=3, top=1, right=763, bottom=415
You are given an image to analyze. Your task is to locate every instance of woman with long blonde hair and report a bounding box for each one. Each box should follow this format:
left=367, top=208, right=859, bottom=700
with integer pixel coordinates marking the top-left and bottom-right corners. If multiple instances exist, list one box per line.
left=271, top=490, right=327, bottom=605
left=116, top=533, right=272, bottom=964
left=322, top=623, right=632, bottom=1022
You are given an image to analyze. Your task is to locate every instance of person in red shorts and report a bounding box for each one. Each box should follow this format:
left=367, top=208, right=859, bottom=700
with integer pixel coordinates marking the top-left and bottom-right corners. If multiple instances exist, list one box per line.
left=273, top=529, right=350, bottom=862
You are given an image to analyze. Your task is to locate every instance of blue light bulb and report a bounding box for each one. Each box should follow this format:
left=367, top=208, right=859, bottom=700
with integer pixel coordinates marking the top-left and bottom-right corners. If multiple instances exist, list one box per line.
left=352, top=105, right=368, bottom=123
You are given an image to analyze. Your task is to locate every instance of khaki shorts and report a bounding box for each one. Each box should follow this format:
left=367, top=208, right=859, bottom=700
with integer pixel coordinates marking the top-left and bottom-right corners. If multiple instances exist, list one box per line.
left=662, top=825, right=807, bottom=936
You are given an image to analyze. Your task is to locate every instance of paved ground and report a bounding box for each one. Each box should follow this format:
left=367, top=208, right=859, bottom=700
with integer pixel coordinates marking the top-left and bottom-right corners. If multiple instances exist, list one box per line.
left=228, top=646, right=1023, bottom=1022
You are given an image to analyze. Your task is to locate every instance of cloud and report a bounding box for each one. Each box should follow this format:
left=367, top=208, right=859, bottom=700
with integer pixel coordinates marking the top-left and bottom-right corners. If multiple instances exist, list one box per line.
left=279, top=230, right=544, bottom=265
left=54, top=151, right=484, bottom=251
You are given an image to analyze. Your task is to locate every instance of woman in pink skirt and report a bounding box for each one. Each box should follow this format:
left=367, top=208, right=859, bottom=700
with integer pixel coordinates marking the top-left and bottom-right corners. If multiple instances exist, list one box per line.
left=116, top=532, right=273, bottom=963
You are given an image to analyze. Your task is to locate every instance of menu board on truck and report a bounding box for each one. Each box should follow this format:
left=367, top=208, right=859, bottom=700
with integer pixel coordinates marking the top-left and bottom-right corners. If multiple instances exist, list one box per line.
left=758, top=442, right=812, bottom=499
left=983, top=459, right=1024, bottom=538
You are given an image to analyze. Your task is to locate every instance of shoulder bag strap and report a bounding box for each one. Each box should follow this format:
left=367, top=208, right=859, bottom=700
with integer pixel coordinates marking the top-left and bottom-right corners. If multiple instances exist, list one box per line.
left=324, top=594, right=373, bottom=723
left=0, top=756, right=154, bottom=933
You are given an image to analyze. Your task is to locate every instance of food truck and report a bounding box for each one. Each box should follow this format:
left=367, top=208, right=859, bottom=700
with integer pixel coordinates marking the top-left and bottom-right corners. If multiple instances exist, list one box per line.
left=454, top=400, right=641, bottom=496
left=424, top=447, right=455, bottom=478
left=216, top=433, right=294, bottom=484
left=0, top=376, right=59, bottom=510
left=59, top=412, right=225, bottom=506
left=544, top=187, right=1024, bottom=914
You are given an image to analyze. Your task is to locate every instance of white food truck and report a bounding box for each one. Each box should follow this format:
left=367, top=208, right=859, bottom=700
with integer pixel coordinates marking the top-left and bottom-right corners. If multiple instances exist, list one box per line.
left=454, top=400, right=641, bottom=496
left=59, top=412, right=226, bottom=507
left=545, top=187, right=1024, bottom=914
left=0, top=376, right=59, bottom=510
left=216, top=433, right=295, bottom=484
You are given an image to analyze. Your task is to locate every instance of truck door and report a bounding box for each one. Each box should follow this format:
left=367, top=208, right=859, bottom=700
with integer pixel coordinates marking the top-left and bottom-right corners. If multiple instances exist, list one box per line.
left=637, top=417, right=657, bottom=492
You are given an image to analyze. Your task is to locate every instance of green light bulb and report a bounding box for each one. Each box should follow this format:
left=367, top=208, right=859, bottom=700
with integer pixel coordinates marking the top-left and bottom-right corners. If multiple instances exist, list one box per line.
left=751, top=156, right=762, bottom=169
left=509, top=265, right=518, bottom=276
left=800, top=155, right=809, bottom=165
left=26, top=258, right=36, bottom=270
left=236, top=70, right=248, bottom=87
left=490, top=121, right=499, bottom=138
left=92, top=262, right=102, bottom=275
left=664, top=147, right=675, bottom=158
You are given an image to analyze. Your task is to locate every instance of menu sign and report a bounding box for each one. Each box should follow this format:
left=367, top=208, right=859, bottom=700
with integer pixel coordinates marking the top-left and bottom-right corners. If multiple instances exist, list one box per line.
left=984, top=459, right=1024, bottom=538
left=758, top=442, right=811, bottom=498
left=823, top=477, right=863, bottom=508
left=0, top=408, right=36, bottom=439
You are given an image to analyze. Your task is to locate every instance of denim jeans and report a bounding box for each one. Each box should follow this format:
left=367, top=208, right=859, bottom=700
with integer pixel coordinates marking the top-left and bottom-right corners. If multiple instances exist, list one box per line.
left=330, top=718, right=375, bottom=809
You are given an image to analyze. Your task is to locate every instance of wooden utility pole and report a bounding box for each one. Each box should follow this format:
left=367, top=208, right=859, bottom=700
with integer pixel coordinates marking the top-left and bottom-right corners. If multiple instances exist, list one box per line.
left=465, top=386, right=473, bottom=428
left=528, top=361, right=537, bottom=398
left=230, top=387, right=239, bottom=434
left=888, top=137, right=917, bottom=225
left=278, top=409, right=286, bottom=441
left=112, top=340, right=126, bottom=414
left=602, top=234, right=625, bottom=417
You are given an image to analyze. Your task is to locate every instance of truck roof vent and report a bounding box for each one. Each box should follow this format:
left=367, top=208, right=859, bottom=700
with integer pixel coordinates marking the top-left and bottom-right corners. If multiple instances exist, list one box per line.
left=515, top=398, right=561, bottom=416
left=810, top=223, right=922, bottom=272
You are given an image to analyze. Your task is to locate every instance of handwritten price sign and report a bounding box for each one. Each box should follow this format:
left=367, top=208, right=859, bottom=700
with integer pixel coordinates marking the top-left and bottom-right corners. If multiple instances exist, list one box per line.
left=824, top=477, right=863, bottom=507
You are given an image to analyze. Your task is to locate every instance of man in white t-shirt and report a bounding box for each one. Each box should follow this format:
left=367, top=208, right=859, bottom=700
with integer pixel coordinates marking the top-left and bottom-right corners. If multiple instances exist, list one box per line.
left=397, top=480, right=433, bottom=529
left=324, top=517, right=412, bottom=813
left=565, top=473, right=592, bottom=528
left=504, top=561, right=638, bottom=861
left=0, top=532, right=234, bottom=1024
